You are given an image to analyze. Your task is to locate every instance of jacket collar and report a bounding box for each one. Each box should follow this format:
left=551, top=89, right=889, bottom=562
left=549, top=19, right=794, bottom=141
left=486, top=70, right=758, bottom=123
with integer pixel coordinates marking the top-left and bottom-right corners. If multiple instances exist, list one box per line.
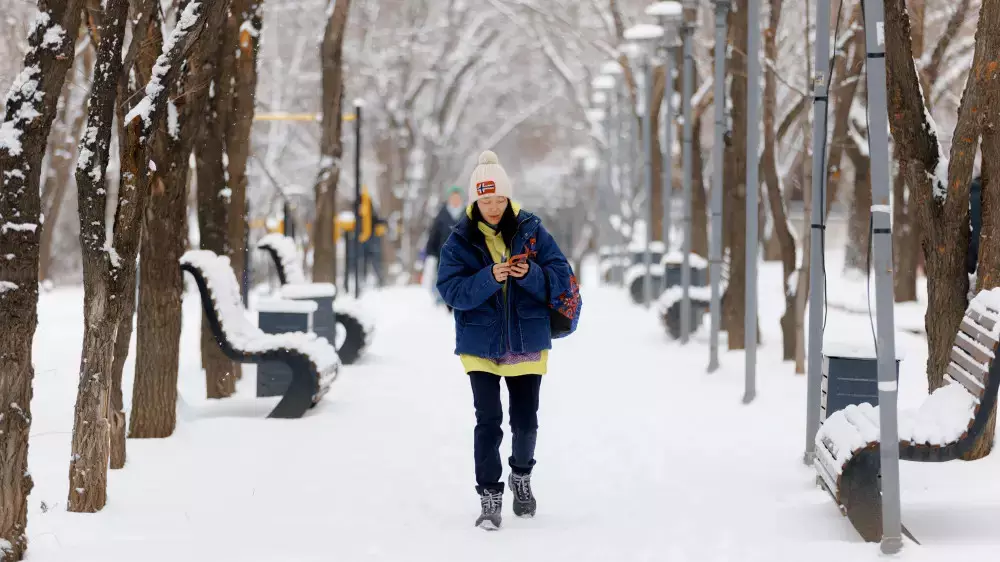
left=452, top=201, right=539, bottom=245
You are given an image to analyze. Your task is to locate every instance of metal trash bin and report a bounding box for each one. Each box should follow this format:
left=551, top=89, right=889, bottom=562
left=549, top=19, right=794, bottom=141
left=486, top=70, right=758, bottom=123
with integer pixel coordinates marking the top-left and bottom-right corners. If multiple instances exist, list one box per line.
left=821, top=339, right=903, bottom=421
left=256, top=298, right=317, bottom=397
left=277, top=283, right=339, bottom=349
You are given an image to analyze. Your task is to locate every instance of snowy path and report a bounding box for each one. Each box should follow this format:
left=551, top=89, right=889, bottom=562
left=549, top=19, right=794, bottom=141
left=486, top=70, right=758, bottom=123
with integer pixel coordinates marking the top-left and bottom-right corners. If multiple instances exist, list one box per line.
left=23, top=269, right=1000, bottom=561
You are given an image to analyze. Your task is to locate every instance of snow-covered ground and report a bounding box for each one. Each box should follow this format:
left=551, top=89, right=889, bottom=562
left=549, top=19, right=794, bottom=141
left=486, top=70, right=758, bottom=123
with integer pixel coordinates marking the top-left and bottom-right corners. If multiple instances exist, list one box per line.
left=22, top=252, right=1000, bottom=561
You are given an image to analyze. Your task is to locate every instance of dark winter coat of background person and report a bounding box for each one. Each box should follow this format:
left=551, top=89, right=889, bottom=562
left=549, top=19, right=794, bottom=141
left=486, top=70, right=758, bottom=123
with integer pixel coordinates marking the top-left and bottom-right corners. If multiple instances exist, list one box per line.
left=425, top=204, right=462, bottom=260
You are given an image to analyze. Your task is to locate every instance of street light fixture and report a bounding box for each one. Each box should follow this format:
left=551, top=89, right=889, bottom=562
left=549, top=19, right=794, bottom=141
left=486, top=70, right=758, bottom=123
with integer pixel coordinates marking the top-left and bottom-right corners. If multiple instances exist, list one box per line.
left=622, top=22, right=663, bottom=309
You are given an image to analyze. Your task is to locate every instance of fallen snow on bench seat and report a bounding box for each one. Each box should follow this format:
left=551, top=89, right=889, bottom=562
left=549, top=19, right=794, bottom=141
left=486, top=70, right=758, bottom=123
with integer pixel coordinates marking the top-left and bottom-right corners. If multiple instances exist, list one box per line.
left=257, top=233, right=306, bottom=284
left=898, top=383, right=978, bottom=446
left=817, top=382, right=978, bottom=475
left=656, top=285, right=712, bottom=314
left=968, top=287, right=1000, bottom=336
left=624, top=262, right=665, bottom=288
left=181, top=250, right=340, bottom=377
left=278, top=282, right=338, bottom=300
left=255, top=297, right=318, bottom=314
left=661, top=251, right=709, bottom=269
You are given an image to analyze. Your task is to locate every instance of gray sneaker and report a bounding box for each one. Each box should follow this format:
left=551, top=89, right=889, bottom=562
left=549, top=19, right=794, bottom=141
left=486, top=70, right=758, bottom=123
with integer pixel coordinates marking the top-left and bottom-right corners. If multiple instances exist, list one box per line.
left=509, top=472, right=536, bottom=517
left=475, top=489, right=503, bottom=530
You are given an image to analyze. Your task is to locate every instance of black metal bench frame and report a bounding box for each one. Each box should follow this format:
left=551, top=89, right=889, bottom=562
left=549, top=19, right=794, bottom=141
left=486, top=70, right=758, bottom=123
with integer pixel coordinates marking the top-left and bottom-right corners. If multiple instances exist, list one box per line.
left=814, top=302, right=1000, bottom=542
left=181, top=259, right=334, bottom=419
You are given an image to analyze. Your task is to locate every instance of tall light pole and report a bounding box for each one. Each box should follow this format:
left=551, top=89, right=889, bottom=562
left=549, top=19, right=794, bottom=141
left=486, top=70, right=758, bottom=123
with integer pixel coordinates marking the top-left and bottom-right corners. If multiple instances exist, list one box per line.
left=804, top=0, right=831, bottom=464
left=646, top=2, right=684, bottom=256
left=623, top=23, right=665, bottom=309
left=742, top=0, right=761, bottom=404
left=679, top=0, right=698, bottom=342
left=709, top=0, right=730, bottom=372
left=861, top=0, right=902, bottom=552
left=586, top=102, right=609, bottom=251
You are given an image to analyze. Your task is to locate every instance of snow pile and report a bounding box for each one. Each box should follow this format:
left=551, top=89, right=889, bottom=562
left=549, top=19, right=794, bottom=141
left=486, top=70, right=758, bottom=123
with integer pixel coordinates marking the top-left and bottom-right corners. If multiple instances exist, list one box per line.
left=278, top=283, right=337, bottom=300
left=257, top=233, right=306, bottom=284
left=898, top=383, right=979, bottom=446
left=180, top=250, right=340, bottom=393
left=661, top=251, right=709, bottom=269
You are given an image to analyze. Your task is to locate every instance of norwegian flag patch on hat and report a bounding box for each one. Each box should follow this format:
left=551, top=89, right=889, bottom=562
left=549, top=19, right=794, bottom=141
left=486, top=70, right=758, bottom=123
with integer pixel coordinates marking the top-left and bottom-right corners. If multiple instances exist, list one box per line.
left=476, top=180, right=497, bottom=196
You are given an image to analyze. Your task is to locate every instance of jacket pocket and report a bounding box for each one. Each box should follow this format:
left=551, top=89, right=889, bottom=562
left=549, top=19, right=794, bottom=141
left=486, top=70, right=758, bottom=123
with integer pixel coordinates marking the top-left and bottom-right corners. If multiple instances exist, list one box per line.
left=516, top=299, right=549, bottom=320
left=462, top=306, right=497, bottom=326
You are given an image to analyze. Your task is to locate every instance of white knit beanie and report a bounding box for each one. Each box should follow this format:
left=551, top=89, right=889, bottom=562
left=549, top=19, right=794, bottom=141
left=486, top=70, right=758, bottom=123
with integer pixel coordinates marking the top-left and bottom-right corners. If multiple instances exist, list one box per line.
left=468, top=150, right=513, bottom=203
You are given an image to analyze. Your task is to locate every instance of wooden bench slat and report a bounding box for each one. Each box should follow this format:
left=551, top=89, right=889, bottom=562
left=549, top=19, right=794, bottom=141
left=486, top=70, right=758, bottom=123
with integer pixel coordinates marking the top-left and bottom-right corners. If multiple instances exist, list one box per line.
left=960, top=317, right=999, bottom=351
left=945, top=363, right=985, bottom=399
left=968, top=308, right=999, bottom=332
left=950, top=347, right=989, bottom=384
left=955, top=332, right=993, bottom=364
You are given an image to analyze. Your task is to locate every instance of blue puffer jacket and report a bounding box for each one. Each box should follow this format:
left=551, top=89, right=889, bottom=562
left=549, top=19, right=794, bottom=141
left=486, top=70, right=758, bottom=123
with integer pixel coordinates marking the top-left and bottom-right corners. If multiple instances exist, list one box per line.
left=436, top=208, right=572, bottom=359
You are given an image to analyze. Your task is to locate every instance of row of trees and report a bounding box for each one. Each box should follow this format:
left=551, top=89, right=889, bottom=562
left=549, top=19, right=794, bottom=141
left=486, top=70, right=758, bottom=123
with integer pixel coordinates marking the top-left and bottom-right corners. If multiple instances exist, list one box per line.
left=0, top=1, right=322, bottom=560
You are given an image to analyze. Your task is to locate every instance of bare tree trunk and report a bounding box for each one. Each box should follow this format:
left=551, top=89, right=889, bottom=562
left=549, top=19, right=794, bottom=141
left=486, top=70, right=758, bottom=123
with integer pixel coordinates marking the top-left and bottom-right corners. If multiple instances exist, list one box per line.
left=891, top=169, right=920, bottom=301
left=132, top=1, right=228, bottom=437
left=68, top=0, right=221, bottom=513
left=885, top=0, right=989, bottom=392
left=196, top=5, right=241, bottom=398
left=761, top=0, right=795, bottom=360
left=313, top=0, right=352, bottom=283
left=691, top=112, right=709, bottom=258
left=0, top=1, right=86, bottom=557
left=846, top=124, right=872, bottom=274
left=723, top=0, right=749, bottom=349
left=225, top=0, right=264, bottom=308
left=68, top=0, right=131, bottom=513
left=648, top=65, right=666, bottom=243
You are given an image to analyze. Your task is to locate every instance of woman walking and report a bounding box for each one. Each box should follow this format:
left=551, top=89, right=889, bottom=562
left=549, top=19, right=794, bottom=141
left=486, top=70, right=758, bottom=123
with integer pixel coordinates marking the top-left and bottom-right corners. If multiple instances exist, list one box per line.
left=437, top=150, right=579, bottom=530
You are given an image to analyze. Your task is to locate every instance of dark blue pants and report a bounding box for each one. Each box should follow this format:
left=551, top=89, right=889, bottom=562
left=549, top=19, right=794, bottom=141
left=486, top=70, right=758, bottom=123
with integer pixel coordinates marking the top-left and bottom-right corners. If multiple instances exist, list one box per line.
left=469, top=372, right=542, bottom=494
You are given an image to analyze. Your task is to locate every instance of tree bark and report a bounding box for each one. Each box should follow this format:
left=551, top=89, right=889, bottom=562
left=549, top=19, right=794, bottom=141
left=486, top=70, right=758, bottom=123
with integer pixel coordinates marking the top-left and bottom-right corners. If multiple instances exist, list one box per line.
left=648, top=65, right=666, bottom=243
left=196, top=4, right=241, bottom=398
left=892, top=169, right=921, bottom=301
left=132, top=2, right=225, bottom=438
left=68, top=0, right=220, bottom=513
left=0, top=1, right=86, bottom=556
left=846, top=137, right=872, bottom=275
left=313, top=0, right=352, bottom=283
left=225, top=0, right=263, bottom=309
left=723, top=0, right=749, bottom=349
left=884, top=0, right=986, bottom=392
left=68, top=0, right=130, bottom=513
left=691, top=111, right=709, bottom=258
left=761, top=0, right=795, bottom=360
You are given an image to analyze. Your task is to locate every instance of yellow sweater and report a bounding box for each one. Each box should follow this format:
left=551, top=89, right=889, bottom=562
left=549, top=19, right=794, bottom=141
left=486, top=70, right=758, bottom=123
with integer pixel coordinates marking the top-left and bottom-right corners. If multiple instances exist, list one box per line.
left=460, top=205, right=548, bottom=377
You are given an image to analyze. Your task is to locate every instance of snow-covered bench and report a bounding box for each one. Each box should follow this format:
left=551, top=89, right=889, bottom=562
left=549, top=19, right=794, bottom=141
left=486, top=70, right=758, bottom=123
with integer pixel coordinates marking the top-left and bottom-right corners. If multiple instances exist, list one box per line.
left=626, top=251, right=708, bottom=306
left=655, top=253, right=715, bottom=338
left=813, top=289, right=1000, bottom=542
left=180, top=250, right=340, bottom=418
left=257, top=233, right=373, bottom=364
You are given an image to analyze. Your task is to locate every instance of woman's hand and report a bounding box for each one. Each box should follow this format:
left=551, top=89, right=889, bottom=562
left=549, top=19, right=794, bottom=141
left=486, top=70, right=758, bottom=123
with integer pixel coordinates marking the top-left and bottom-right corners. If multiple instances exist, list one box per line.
left=508, top=262, right=530, bottom=279
left=492, top=263, right=511, bottom=283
